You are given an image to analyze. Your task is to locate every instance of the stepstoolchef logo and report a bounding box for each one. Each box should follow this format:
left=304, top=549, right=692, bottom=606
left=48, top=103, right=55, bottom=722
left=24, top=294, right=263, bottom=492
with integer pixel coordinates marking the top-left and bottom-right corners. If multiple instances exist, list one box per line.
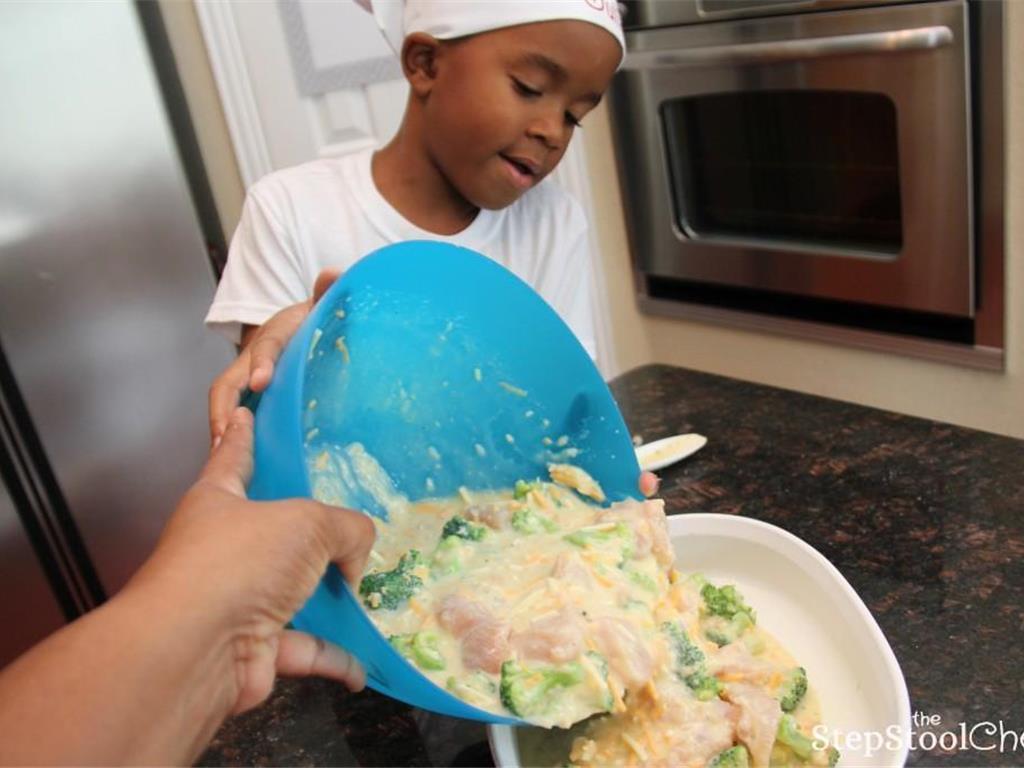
left=813, top=711, right=1024, bottom=758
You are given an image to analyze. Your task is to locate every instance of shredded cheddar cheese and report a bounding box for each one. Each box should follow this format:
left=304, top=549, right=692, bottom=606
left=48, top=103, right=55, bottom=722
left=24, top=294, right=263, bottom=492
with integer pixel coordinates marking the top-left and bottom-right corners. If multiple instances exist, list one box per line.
left=334, top=335, right=350, bottom=363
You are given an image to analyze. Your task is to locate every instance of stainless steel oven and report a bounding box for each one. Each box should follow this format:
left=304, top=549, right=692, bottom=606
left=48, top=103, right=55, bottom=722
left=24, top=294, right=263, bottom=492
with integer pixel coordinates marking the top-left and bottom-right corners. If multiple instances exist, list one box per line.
left=611, top=0, right=983, bottom=329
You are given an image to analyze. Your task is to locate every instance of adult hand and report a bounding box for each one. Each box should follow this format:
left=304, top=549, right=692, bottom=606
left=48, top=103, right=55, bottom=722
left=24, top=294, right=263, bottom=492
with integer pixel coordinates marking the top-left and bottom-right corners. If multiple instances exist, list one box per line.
left=0, top=406, right=375, bottom=765
left=209, top=268, right=342, bottom=446
left=140, top=406, right=376, bottom=715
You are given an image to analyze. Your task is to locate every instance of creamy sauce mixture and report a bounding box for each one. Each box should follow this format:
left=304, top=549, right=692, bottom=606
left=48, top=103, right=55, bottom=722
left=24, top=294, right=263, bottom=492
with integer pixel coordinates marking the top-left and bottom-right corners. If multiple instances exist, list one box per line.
left=309, top=445, right=836, bottom=766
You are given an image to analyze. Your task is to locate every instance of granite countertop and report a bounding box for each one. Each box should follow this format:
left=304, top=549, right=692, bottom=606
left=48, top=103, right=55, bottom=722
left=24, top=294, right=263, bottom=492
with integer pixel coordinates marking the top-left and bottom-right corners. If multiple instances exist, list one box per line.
left=199, top=363, right=1024, bottom=767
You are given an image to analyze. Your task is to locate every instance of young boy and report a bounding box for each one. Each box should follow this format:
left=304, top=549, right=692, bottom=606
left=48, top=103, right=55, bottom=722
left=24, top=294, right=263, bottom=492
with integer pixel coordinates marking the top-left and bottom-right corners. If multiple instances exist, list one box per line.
left=205, top=2, right=658, bottom=494
left=205, top=0, right=625, bottom=360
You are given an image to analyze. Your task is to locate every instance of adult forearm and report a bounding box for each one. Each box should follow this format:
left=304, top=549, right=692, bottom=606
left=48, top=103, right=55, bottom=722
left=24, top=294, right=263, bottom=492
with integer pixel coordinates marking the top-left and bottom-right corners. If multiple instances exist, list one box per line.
left=0, top=580, right=237, bottom=765
left=0, top=404, right=375, bottom=764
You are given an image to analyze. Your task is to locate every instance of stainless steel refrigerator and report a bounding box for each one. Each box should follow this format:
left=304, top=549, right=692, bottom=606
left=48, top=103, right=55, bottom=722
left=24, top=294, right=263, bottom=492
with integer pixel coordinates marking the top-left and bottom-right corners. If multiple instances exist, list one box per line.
left=0, top=1, right=235, bottom=665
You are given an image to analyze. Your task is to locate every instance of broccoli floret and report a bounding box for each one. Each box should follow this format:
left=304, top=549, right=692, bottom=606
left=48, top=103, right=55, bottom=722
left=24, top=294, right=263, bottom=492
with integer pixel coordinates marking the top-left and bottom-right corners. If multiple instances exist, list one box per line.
left=776, top=714, right=814, bottom=761
left=564, top=522, right=634, bottom=560
left=513, top=479, right=538, bottom=500
left=432, top=517, right=485, bottom=575
left=827, top=746, right=840, bottom=767
left=702, top=611, right=755, bottom=647
left=778, top=666, right=808, bottom=712
left=430, top=536, right=463, bottom=576
left=514, top=479, right=566, bottom=508
left=390, top=635, right=413, bottom=654
left=663, top=621, right=704, bottom=668
left=625, top=568, right=658, bottom=592
left=446, top=671, right=498, bottom=707
left=688, top=670, right=722, bottom=701
left=499, top=659, right=584, bottom=718
left=661, top=622, right=721, bottom=701
left=511, top=508, right=558, bottom=534
left=441, top=515, right=486, bottom=541
left=498, top=654, right=612, bottom=719
left=700, top=582, right=756, bottom=646
left=564, top=521, right=630, bottom=547
left=389, top=631, right=445, bottom=671
left=701, top=583, right=756, bottom=621
left=358, top=550, right=424, bottom=610
left=708, top=745, right=750, bottom=768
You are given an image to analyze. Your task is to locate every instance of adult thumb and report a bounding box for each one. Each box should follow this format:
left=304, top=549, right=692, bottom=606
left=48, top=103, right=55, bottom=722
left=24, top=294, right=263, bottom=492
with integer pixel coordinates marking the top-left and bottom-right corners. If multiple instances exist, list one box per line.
left=199, top=407, right=255, bottom=497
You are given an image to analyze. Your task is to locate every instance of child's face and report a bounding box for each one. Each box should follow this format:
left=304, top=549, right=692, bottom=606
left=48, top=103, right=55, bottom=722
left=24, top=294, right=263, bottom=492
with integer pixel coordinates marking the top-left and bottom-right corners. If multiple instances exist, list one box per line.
left=420, top=20, right=621, bottom=210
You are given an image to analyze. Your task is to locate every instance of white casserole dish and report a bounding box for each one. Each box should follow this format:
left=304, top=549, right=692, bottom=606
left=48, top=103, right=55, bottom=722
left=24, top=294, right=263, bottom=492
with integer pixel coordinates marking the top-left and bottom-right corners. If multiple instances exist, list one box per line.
left=488, top=513, right=912, bottom=767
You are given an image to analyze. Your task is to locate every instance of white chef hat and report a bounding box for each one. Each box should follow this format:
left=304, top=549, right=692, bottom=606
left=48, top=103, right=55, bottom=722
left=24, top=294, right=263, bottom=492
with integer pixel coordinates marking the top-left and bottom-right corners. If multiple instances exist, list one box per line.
left=362, top=0, right=625, bottom=64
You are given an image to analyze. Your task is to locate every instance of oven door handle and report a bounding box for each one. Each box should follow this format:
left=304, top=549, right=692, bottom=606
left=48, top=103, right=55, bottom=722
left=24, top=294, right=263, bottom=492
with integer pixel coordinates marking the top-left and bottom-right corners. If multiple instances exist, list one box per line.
left=621, top=25, right=953, bottom=69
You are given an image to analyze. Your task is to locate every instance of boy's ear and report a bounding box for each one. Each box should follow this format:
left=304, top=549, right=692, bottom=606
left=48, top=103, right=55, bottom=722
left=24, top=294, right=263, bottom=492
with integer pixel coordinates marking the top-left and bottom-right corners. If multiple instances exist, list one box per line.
left=401, top=32, right=442, bottom=97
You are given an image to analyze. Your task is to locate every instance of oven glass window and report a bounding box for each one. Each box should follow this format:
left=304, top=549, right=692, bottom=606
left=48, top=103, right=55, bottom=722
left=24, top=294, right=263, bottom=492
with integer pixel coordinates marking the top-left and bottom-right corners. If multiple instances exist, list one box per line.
left=661, top=90, right=902, bottom=255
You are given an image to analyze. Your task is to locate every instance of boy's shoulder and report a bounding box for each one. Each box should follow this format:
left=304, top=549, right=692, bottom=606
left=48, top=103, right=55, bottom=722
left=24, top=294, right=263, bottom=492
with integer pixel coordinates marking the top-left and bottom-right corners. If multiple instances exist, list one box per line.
left=247, top=151, right=369, bottom=205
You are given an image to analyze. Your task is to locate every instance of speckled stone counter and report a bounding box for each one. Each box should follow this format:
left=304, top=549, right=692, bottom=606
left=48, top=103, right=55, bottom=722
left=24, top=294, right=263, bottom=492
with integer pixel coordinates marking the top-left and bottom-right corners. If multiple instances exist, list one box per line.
left=199, top=364, right=1024, bottom=767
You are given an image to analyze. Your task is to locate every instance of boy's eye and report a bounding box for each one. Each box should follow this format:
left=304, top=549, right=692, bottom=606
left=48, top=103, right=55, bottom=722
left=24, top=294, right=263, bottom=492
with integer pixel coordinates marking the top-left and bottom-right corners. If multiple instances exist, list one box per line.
left=511, top=77, right=542, bottom=98
left=565, top=112, right=583, bottom=128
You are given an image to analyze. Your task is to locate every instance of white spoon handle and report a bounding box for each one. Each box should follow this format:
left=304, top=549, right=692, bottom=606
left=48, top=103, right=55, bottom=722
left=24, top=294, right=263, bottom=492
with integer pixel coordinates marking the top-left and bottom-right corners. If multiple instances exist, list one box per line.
left=635, top=433, right=707, bottom=472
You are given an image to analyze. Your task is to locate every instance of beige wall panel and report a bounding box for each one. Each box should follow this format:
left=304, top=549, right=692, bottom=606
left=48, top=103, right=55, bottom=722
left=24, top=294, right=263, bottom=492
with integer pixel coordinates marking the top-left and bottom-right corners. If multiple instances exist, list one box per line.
left=158, top=0, right=245, bottom=236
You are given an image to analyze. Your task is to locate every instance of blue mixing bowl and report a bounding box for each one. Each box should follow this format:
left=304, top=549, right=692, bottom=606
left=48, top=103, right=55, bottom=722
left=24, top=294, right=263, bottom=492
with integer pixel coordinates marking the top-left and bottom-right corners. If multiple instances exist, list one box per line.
left=248, top=241, right=641, bottom=723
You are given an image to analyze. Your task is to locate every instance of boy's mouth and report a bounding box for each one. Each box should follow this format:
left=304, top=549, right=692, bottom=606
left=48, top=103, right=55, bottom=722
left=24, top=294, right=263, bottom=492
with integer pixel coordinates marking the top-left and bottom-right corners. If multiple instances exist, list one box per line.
left=499, top=153, right=539, bottom=190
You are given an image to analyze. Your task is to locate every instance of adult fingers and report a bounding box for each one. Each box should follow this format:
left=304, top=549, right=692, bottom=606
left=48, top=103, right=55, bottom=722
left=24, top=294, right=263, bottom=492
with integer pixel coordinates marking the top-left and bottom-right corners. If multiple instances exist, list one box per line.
left=312, top=268, right=343, bottom=304
left=231, top=635, right=279, bottom=715
left=247, top=302, right=311, bottom=392
left=310, top=502, right=376, bottom=588
left=639, top=470, right=661, bottom=498
left=275, top=630, right=366, bottom=692
left=199, top=407, right=254, bottom=497
left=208, top=350, right=252, bottom=446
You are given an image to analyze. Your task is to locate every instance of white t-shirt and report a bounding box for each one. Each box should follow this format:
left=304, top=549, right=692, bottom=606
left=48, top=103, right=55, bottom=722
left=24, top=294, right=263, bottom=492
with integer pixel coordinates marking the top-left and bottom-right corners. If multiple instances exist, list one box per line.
left=205, top=148, right=596, bottom=357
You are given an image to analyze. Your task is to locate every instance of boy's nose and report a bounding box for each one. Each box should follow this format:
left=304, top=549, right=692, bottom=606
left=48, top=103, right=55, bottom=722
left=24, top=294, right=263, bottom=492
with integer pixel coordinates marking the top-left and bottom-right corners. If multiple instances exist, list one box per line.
left=525, top=110, right=566, bottom=151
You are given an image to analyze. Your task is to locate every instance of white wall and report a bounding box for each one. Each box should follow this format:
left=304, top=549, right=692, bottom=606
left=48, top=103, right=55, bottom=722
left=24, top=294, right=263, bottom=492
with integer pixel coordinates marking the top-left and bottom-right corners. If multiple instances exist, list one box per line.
left=582, top=3, right=1024, bottom=439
